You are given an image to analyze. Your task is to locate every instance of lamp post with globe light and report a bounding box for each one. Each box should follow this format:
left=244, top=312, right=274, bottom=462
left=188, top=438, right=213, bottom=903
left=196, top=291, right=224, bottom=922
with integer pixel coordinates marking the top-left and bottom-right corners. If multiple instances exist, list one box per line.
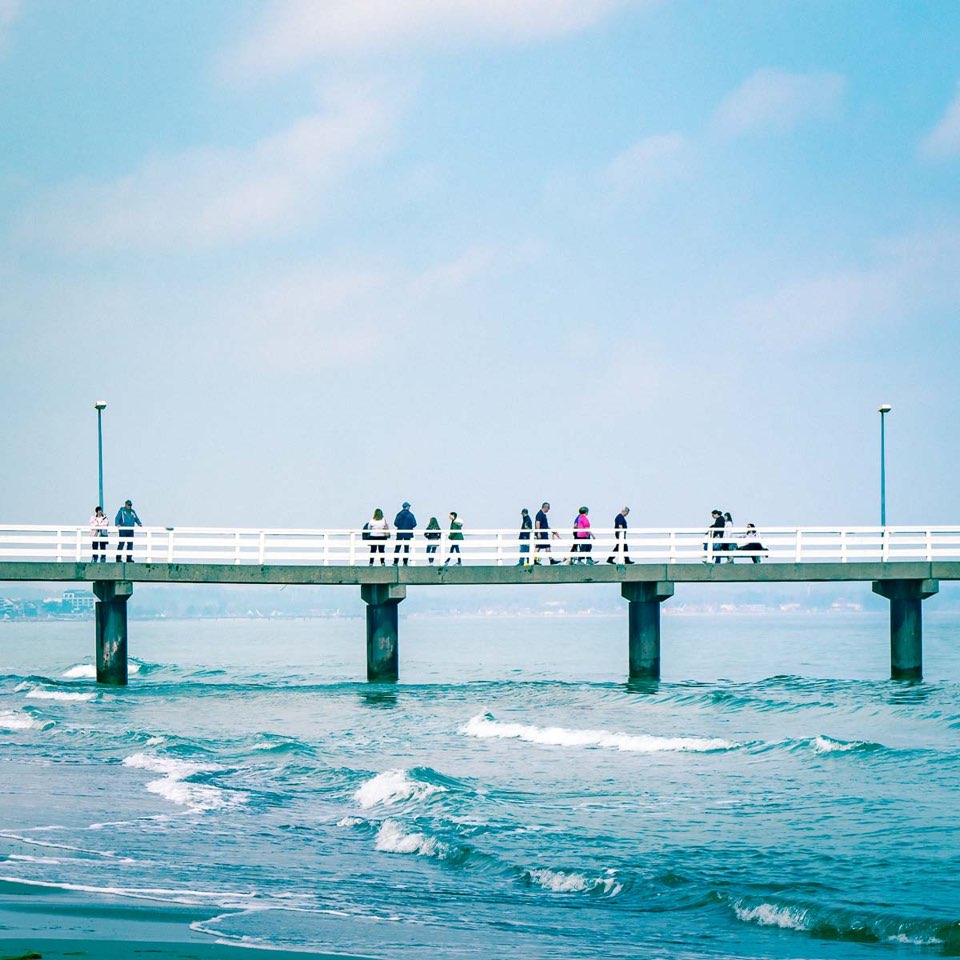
left=878, top=404, right=891, bottom=526
left=94, top=401, right=107, bottom=510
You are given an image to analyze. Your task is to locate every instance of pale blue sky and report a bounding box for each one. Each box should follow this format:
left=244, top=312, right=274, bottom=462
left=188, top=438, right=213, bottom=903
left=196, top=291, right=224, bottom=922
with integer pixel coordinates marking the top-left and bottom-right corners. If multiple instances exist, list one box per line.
left=1, top=0, right=958, bottom=529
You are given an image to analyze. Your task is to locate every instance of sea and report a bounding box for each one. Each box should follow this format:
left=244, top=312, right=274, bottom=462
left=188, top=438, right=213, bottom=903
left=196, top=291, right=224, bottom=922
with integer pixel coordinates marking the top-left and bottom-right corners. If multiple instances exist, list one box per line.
left=1, top=609, right=958, bottom=958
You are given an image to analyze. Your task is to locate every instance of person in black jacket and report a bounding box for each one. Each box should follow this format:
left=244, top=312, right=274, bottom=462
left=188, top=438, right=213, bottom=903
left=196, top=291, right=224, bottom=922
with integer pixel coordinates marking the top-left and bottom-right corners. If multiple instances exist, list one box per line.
left=518, top=508, right=532, bottom=565
left=705, top=509, right=725, bottom=564
left=606, top=507, right=633, bottom=564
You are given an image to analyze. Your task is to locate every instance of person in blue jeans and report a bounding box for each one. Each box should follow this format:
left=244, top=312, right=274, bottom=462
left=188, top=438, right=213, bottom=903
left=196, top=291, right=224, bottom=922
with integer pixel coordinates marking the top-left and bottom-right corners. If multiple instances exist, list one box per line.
left=114, top=499, right=142, bottom=562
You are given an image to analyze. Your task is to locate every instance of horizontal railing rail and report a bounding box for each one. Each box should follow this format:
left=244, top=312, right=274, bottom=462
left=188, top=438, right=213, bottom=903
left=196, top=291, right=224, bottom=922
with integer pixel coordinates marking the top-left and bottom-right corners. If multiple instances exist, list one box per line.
left=0, top=525, right=959, bottom=566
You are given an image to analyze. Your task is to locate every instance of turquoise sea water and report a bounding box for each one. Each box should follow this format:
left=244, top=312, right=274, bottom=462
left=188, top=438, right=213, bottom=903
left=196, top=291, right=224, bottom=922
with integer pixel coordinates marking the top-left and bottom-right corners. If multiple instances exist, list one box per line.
left=1, top=612, right=959, bottom=958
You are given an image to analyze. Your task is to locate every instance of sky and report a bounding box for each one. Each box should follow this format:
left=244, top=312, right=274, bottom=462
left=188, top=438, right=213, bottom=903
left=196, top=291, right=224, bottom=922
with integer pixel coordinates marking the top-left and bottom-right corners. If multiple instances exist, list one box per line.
left=1, top=0, right=959, bottom=532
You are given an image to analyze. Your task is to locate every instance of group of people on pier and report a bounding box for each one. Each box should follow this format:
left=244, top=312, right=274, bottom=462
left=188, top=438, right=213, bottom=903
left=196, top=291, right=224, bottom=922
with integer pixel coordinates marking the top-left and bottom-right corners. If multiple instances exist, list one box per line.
left=86, top=499, right=764, bottom=565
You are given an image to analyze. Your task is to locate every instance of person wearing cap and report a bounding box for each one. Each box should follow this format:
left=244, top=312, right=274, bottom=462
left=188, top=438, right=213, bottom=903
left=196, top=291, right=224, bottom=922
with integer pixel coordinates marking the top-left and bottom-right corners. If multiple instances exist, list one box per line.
left=114, top=500, right=142, bottom=563
left=393, top=502, right=417, bottom=566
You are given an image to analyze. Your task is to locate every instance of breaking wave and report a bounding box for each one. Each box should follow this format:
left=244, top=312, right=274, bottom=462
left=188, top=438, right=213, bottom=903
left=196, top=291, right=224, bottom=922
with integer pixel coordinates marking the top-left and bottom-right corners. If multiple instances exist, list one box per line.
left=354, top=768, right=446, bottom=809
left=460, top=712, right=738, bottom=753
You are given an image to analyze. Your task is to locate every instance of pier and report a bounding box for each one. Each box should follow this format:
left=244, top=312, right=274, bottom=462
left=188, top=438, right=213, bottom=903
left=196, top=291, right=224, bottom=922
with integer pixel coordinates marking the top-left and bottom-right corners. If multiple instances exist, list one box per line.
left=1, top=524, right=957, bottom=684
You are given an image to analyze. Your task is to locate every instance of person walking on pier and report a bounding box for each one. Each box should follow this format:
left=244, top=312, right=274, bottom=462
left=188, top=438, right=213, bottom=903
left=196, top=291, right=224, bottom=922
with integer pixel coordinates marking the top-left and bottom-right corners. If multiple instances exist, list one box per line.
left=444, top=512, right=464, bottom=565
left=518, top=508, right=532, bottom=565
left=607, top=507, right=633, bottom=564
left=722, top=512, right=736, bottom=563
left=424, top=517, right=442, bottom=563
left=705, top=509, right=724, bottom=564
left=535, top=502, right=561, bottom=564
left=114, top=500, right=142, bottom=563
left=571, top=506, right=594, bottom=563
left=367, top=508, right=390, bottom=565
left=393, top=502, right=416, bottom=566
left=89, top=506, right=109, bottom=562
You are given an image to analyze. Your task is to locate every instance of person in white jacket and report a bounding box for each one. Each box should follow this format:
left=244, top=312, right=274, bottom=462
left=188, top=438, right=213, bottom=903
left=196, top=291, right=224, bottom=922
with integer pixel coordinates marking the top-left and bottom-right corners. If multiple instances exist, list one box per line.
left=366, top=508, right=390, bottom=566
left=89, top=506, right=109, bottom=562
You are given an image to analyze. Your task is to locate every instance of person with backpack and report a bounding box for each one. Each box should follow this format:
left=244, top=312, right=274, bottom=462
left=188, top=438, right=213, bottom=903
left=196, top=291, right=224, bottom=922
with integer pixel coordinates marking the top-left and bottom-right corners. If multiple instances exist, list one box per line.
left=424, top=517, right=442, bottom=564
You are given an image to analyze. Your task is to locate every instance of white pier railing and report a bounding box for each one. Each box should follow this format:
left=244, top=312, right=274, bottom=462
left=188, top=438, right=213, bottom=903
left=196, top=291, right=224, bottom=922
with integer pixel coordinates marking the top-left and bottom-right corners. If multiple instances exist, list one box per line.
left=0, top=525, right=959, bottom=566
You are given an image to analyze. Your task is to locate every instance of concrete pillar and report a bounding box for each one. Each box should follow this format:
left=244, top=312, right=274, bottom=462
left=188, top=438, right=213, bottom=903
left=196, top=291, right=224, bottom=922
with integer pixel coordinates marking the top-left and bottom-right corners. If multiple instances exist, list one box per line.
left=361, top=584, right=406, bottom=682
left=871, top=579, right=939, bottom=680
left=622, top=581, right=674, bottom=680
left=93, top=580, right=133, bottom=685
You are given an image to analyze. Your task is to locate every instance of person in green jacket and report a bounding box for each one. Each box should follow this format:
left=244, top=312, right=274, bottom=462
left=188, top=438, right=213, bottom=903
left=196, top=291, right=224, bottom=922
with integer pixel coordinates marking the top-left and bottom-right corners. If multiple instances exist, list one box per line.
left=444, top=512, right=464, bottom=566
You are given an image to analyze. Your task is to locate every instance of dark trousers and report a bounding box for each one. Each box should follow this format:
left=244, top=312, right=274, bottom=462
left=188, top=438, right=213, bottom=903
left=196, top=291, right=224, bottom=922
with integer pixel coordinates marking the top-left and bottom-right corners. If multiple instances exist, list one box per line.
left=445, top=544, right=461, bottom=565
left=92, top=538, right=107, bottom=562
left=369, top=543, right=386, bottom=565
left=426, top=543, right=439, bottom=563
left=394, top=537, right=412, bottom=565
left=608, top=533, right=629, bottom=561
left=116, top=529, right=134, bottom=562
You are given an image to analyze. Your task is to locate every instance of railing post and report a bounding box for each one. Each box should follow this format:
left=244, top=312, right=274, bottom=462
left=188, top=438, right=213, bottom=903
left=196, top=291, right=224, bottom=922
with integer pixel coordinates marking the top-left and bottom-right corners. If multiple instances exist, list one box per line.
left=840, top=529, right=847, bottom=563
left=145, top=529, right=153, bottom=564
left=926, top=528, right=933, bottom=563
left=794, top=529, right=802, bottom=563
left=55, top=529, right=63, bottom=563
left=323, top=531, right=329, bottom=566
left=167, top=528, right=175, bottom=563
left=258, top=530, right=266, bottom=565
left=669, top=530, right=677, bottom=563
left=348, top=531, right=356, bottom=566
left=881, top=527, right=890, bottom=562
left=496, top=531, right=503, bottom=567
left=234, top=531, right=241, bottom=565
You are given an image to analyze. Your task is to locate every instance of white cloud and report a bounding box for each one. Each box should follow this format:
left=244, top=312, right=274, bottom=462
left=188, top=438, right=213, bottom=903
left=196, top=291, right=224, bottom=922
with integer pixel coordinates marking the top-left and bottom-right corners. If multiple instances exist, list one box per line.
left=920, top=82, right=960, bottom=159
left=600, top=132, right=690, bottom=196
left=736, top=228, right=960, bottom=346
left=14, top=82, right=402, bottom=253
left=226, top=0, right=645, bottom=78
left=0, top=0, right=20, bottom=51
left=711, top=68, right=845, bottom=137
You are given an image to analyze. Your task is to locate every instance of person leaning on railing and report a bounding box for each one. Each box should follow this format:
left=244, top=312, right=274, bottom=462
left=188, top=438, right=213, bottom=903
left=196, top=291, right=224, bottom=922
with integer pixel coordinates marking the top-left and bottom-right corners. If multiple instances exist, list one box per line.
left=114, top=499, right=142, bottom=563
left=89, top=506, right=108, bottom=562
left=366, top=508, right=390, bottom=565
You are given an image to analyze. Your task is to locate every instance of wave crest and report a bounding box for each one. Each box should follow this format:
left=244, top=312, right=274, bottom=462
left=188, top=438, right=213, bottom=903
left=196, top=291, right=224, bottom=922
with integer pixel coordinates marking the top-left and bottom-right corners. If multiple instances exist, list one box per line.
left=460, top=712, right=737, bottom=753
left=354, top=769, right=445, bottom=810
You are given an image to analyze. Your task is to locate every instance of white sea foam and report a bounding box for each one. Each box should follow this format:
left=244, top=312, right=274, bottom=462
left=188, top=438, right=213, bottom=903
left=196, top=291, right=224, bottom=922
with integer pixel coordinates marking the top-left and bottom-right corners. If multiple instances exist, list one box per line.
left=887, top=933, right=943, bottom=946
left=734, top=900, right=810, bottom=931
left=7, top=854, right=63, bottom=864
left=812, top=735, right=868, bottom=754
left=0, top=709, right=51, bottom=731
left=122, top=752, right=239, bottom=813
left=354, top=769, right=444, bottom=809
left=337, top=817, right=364, bottom=828
left=527, top=867, right=623, bottom=896
left=374, top=819, right=446, bottom=858
left=145, top=736, right=166, bottom=746
left=61, top=664, right=96, bottom=679
left=461, top=713, right=737, bottom=753
left=23, top=687, right=96, bottom=702
left=0, top=874, right=256, bottom=908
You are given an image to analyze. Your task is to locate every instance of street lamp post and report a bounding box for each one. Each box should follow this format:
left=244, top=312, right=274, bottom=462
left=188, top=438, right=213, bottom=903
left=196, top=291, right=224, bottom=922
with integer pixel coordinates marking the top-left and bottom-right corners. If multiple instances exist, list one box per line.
left=95, top=401, right=107, bottom=509
left=878, top=403, right=891, bottom=526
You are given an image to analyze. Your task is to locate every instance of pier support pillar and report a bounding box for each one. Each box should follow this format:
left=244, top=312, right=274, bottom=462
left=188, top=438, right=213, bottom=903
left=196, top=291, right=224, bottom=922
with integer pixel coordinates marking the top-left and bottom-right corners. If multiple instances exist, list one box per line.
left=361, top=584, right=406, bottom=682
left=93, top=580, right=133, bottom=686
left=872, top=579, right=939, bottom=681
left=622, top=582, right=674, bottom=680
